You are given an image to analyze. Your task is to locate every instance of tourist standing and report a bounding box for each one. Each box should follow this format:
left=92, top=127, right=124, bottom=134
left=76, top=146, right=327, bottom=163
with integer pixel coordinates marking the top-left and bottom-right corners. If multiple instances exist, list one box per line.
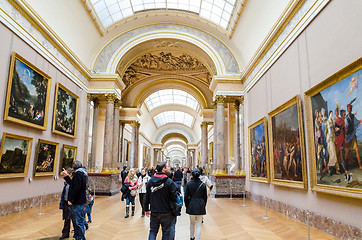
left=123, top=169, right=139, bottom=218
left=59, top=168, right=74, bottom=239
left=138, top=168, right=151, bottom=216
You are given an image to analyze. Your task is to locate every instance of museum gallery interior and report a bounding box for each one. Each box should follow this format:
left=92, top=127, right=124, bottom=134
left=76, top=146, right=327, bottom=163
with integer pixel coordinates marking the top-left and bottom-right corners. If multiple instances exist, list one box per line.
left=0, top=0, right=361, bottom=239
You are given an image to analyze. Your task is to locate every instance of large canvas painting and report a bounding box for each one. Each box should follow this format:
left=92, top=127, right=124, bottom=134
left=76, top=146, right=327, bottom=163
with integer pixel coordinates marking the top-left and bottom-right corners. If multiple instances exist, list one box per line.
left=305, top=58, right=362, bottom=198
left=248, top=117, right=269, bottom=183
left=4, top=52, right=51, bottom=130
left=268, top=95, right=307, bottom=189
left=0, top=133, right=33, bottom=179
left=53, top=83, right=79, bottom=138
left=34, top=139, right=59, bottom=176
left=60, top=145, right=77, bottom=173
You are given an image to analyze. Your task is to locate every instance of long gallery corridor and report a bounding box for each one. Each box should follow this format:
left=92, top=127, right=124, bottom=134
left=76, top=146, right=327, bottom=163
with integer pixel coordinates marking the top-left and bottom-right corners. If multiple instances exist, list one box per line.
left=0, top=195, right=337, bottom=240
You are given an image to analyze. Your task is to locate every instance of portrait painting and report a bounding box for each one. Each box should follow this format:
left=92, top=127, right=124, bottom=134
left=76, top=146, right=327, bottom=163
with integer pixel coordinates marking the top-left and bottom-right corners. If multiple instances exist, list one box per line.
left=53, top=83, right=79, bottom=138
left=305, top=57, right=362, bottom=198
left=248, top=117, right=269, bottom=183
left=34, top=139, right=59, bottom=176
left=4, top=52, right=51, bottom=130
left=0, top=133, right=33, bottom=179
left=60, top=145, right=77, bottom=173
left=268, top=95, right=307, bottom=189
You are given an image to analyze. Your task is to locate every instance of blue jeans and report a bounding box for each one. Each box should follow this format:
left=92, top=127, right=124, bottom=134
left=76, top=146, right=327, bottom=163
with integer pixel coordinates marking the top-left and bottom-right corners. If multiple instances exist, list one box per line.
left=170, top=216, right=177, bottom=240
left=126, top=196, right=135, bottom=205
left=70, top=204, right=86, bottom=240
left=148, top=212, right=172, bottom=240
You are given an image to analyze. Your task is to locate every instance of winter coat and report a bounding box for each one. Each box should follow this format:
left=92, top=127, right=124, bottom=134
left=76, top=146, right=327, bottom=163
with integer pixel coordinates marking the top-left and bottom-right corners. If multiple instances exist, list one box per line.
left=64, top=169, right=88, bottom=205
left=138, top=174, right=151, bottom=194
left=184, top=178, right=207, bottom=215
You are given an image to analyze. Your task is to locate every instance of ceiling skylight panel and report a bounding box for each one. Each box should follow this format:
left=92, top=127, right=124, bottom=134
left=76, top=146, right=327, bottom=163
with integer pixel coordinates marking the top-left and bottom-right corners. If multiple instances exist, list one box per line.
left=109, top=3, right=121, bottom=15
left=153, top=111, right=194, bottom=127
left=98, top=8, right=110, bottom=20
left=93, top=0, right=107, bottom=12
left=102, top=17, right=113, bottom=28
left=112, top=12, right=124, bottom=22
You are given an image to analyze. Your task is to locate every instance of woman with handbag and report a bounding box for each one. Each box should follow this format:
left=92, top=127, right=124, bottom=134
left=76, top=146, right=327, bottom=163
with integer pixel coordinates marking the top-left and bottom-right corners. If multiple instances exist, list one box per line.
left=124, top=168, right=139, bottom=218
left=184, top=169, right=207, bottom=240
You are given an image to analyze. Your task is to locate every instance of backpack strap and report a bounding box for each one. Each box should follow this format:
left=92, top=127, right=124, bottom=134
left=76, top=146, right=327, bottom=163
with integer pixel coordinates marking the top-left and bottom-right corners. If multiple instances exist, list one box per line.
left=191, top=182, right=205, bottom=199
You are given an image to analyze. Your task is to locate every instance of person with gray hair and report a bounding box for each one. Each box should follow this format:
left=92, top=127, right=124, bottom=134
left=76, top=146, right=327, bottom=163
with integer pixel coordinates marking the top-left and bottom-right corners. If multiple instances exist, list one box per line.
left=61, top=161, right=88, bottom=240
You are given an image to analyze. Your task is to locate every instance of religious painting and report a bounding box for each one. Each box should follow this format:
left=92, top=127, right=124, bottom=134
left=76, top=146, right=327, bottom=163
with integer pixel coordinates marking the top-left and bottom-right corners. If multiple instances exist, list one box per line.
left=34, top=139, right=59, bottom=176
left=59, top=145, right=77, bottom=174
left=0, top=133, right=33, bottom=179
left=52, top=83, right=79, bottom=138
left=4, top=52, right=51, bottom=130
left=305, top=57, right=362, bottom=198
left=248, top=117, right=269, bottom=183
left=268, top=95, right=307, bottom=189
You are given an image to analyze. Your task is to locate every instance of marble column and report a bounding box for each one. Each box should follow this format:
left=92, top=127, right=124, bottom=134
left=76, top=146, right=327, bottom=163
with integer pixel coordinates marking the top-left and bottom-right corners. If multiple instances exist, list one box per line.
left=120, top=122, right=125, bottom=164
left=89, top=98, right=100, bottom=172
left=215, top=95, right=226, bottom=175
left=102, top=94, right=116, bottom=173
left=201, top=122, right=208, bottom=168
left=129, top=120, right=140, bottom=169
left=234, top=100, right=242, bottom=175
left=240, top=98, right=245, bottom=173
left=212, top=101, right=217, bottom=174
left=83, top=94, right=92, bottom=168
left=112, top=100, right=121, bottom=172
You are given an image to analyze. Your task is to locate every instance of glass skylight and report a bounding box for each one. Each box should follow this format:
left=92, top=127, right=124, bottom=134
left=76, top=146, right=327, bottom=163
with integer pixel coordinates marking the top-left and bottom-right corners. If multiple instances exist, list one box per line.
left=144, top=89, right=199, bottom=111
left=166, top=144, right=185, bottom=153
left=153, top=111, right=194, bottom=128
left=90, top=0, right=236, bottom=29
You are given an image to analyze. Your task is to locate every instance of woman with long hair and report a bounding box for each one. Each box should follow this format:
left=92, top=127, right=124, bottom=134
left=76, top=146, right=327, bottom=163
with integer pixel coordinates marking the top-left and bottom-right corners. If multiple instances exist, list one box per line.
left=123, top=168, right=139, bottom=218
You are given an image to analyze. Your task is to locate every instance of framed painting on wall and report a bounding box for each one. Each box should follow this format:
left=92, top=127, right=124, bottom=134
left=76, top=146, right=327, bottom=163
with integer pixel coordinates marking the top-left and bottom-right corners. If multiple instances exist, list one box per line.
left=4, top=52, right=51, bottom=130
left=0, top=133, right=33, bottom=179
left=305, top=57, right=362, bottom=199
left=53, top=83, right=79, bottom=138
left=34, top=139, right=59, bottom=176
left=59, top=145, right=77, bottom=173
left=268, top=95, right=307, bottom=189
left=248, top=117, right=269, bottom=183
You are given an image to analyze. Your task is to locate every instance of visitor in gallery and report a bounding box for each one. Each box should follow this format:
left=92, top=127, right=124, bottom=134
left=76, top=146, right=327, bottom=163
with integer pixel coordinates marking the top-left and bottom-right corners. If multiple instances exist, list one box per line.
left=123, top=169, right=139, bottom=218
left=59, top=168, right=74, bottom=239
left=121, top=166, right=129, bottom=185
left=173, top=167, right=183, bottom=192
left=138, top=168, right=151, bottom=217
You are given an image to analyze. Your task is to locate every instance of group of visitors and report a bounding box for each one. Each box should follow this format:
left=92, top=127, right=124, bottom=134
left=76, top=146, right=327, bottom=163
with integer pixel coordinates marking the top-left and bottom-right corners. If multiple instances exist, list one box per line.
left=121, top=163, right=213, bottom=240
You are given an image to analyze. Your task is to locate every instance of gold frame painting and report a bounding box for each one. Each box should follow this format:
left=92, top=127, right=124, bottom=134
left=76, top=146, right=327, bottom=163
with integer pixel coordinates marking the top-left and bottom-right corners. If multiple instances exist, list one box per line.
left=304, top=57, right=362, bottom=199
left=4, top=52, right=51, bottom=130
left=34, top=139, right=59, bottom=177
left=268, top=95, right=307, bottom=189
left=52, top=83, right=79, bottom=138
left=0, top=133, right=33, bottom=179
left=59, top=145, right=77, bottom=174
left=248, top=117, right=269, bottom=183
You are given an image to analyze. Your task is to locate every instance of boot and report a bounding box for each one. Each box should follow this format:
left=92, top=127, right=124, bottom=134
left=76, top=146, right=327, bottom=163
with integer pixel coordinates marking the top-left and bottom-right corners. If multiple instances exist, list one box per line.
left=131, top=205, right=135, bottom=216
left=125, top=206, right=129, bottom=218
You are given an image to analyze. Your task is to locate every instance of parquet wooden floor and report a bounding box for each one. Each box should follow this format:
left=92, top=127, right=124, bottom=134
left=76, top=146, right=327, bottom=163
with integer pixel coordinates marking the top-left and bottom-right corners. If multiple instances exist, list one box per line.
left=0, top=194, right=339, bottom=240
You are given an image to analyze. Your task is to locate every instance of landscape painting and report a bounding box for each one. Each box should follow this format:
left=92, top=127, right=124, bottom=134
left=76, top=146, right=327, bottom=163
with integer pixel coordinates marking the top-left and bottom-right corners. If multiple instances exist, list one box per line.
left=53, top=83, right=79, bottom=138
left=34, top=139, right=59, bottom=176
left=4, top=52, right=51, bottom=130
left=0, top=133, right=33, bottom=179
left=249, top=117, right=269, bottom=183
left=60, top=145, right=77, bottom=173
left=305, top=57, right=362, bottom=198
left=268, top=95, right=307, bottom=189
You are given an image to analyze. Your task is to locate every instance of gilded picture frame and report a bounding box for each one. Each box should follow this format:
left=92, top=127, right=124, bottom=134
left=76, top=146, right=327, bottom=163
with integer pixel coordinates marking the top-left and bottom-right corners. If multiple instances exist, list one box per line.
left=0, top=132, right=33, bottom=179
left=268, top=95, right=307, bottom=189
left=52, top=83, right=79, bottom=138
left=304, top=57, right=362, bottom=199
left=59, top=145, right=77, bottom=174
left=248, top=117, right=269, bottom=183
left=4, top=52, right=51, bottom=130
left=34, top=139, right=59, bottom=177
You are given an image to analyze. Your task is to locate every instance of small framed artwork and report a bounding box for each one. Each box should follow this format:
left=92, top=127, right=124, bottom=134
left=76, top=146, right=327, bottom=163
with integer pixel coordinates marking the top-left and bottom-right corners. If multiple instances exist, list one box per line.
left=248, top=117, right=269, bottom=183
left=305, top=57, right=362, bottom=199
left=4, top=52, right=51, bottom=130
left=52, top=83, right=79, bottom=138
left=0, top=133, right=33, bottom=179
left=59, top=145, right=77, bottom=173
left=34, top=139, right=59, bottom=176
left=268, top=95, right=307, bottom=189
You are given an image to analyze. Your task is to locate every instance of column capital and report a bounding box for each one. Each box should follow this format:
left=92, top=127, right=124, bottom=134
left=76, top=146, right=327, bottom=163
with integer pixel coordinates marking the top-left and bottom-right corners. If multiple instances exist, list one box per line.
left=234, top=101, right=240, bottom=111
left=201, top=122, right=208, bottom=128
left=105, top=93, right=117, bottom=103
left=215, top=95, right=226, bottom=104
left=114, top=99, right=122, bottom=108
left=212, top=101, right=217, bottom=110
left=87, top=93, right=93, bottom=103
left=93, top=98, right=100, bottom=107
left=130, top=120, right=140, bottom=127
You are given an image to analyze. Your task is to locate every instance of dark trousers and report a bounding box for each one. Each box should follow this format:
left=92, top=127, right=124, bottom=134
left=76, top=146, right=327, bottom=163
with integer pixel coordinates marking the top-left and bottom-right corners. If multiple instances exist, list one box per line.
left=70, top=204, right=86, bottom=240
left=61, top=205, right=71, bottom=237
left=148, top=212, right=172, bottom=240
left=139, top=193, right=146, bottom=214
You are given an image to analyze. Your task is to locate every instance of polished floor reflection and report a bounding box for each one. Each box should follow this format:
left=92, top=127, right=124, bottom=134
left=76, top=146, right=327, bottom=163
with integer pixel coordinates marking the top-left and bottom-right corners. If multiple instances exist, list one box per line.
left=0, top=194, right=338, bottom=240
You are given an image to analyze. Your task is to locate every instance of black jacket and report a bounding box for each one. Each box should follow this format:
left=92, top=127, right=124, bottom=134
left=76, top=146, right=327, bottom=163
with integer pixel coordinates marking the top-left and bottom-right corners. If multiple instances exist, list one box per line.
left=144, top=172, right=177, bottom=213
left=173, top=169, right=183, bottom=182
left=121, top=169, right=128, bottom=184
left=64, top=169, right=88, bottom=205
left=184, top=178, right=207, bottom=215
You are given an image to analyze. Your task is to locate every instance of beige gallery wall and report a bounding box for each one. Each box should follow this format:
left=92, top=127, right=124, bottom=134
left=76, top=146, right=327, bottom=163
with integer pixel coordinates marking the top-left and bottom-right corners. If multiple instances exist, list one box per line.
left=244, top=0, right=362, bottom=227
